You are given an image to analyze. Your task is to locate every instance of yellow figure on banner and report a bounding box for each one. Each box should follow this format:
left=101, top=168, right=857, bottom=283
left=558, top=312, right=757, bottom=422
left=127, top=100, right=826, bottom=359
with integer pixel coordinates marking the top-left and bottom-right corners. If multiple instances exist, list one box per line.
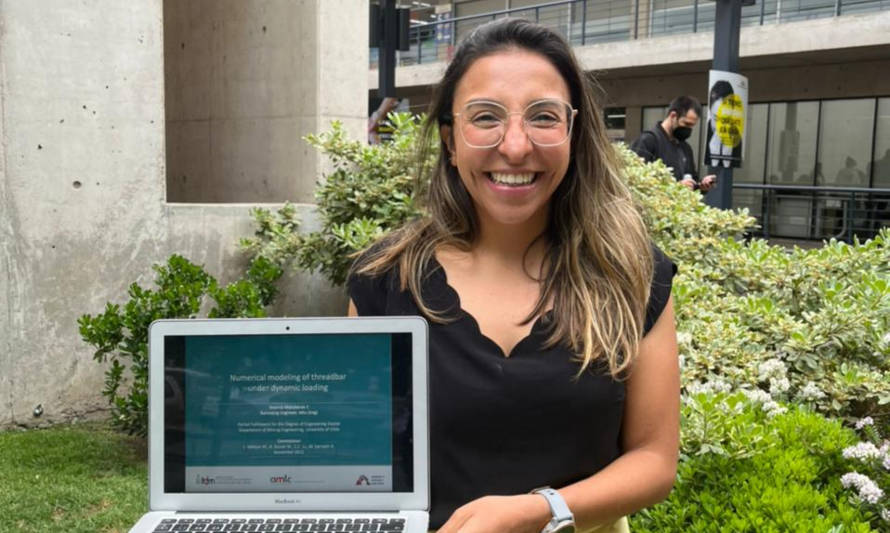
left=707, top=80, right=744, bottom=168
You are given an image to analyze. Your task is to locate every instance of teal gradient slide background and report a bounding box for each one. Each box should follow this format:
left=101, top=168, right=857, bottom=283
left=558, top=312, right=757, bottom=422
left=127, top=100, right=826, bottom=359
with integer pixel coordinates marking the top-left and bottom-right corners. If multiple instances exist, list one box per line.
left=184, top=334, right=393, bottom=467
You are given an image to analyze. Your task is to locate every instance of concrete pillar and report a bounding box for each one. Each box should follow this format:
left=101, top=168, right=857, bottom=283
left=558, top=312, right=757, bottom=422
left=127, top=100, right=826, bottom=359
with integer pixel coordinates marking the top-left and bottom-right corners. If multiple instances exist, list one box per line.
left=1, top=0, right=365, bottom=429
left=315, top=0, right=370, bottom=171
left=0, top=0, right=168, bottom=426
left=165, top=0, right=368, bottom=204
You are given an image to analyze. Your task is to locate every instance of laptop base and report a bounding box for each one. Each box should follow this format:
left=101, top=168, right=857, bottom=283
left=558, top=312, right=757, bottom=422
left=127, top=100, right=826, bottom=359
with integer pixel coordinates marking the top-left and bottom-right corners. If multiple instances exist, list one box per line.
left=131, top=510, right=429, bottom=533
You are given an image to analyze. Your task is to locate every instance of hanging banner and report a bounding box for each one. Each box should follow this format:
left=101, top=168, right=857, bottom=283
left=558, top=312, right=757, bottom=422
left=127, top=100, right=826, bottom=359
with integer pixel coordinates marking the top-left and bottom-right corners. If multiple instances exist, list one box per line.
left=705, top=70, right=748, bottom=169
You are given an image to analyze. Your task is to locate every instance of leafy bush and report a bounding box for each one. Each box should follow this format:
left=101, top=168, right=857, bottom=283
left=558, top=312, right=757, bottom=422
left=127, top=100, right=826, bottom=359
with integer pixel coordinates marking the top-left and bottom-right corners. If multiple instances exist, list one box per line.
left=241, top=113, right=431, bottom=285
left=79, top=255, right=282, bottom=436
left=631, top=393, right=877, bottom=532
left=839, top=417, right=890, bottom=525
left=620, top=142, right=890, bottom=421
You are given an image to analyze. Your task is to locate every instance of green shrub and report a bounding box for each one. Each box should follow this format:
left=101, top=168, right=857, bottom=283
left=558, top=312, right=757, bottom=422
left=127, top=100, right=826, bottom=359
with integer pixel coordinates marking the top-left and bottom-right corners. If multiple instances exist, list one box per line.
left=241, top=113, right=431, bottom=285
left=631, top=393, right=877, bottom=532
left=618, top=143, right=890, bottom=421
left=839, top=417, right=890, bottom=526
left=659, top=236, right=890, bottom=421
left=79, top=255, right=282, bottom=436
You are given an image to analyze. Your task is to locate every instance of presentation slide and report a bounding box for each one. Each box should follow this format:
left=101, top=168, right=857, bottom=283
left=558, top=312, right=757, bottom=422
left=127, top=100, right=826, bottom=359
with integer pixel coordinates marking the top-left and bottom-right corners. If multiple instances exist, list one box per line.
left=182, top=333, right=393, bottom=492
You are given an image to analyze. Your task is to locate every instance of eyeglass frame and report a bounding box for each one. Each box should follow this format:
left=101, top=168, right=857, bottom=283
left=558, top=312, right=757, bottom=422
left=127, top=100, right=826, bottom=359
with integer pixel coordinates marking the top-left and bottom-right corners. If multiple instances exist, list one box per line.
left=451, top=98, right=579, bottom=149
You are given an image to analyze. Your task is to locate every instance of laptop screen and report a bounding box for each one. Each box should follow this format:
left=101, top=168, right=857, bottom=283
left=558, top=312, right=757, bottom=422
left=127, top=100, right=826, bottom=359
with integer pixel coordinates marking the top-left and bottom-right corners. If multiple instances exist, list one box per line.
left=162, top=332, right=414, bottom=494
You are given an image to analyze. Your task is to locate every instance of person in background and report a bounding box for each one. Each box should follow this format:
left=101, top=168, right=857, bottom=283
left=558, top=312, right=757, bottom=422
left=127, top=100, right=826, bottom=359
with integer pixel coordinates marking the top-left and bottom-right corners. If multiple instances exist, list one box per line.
left=835, top=156, right=866, bottom=185
left=630, top=96, right=716, bottom=193
left=348, top=18, right=679, bottom=533
left=368, top=96, right=402, bottom=144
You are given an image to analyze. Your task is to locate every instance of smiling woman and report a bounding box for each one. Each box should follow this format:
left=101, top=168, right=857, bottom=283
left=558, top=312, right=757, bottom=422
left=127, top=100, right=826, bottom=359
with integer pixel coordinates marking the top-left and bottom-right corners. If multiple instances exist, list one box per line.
left=347, top=18, right=679, bottom=533
left=443, top=50, right=573, bottom=233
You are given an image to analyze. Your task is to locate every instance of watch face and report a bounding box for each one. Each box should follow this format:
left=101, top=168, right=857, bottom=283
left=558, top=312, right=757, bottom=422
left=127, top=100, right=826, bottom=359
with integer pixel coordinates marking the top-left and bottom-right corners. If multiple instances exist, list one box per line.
left=552, top=520, right=575, bottom=533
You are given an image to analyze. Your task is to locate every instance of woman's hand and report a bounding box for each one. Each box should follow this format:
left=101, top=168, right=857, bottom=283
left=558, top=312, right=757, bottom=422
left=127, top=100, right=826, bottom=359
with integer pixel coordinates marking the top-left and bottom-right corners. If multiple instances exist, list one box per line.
left=437, top=494, right=551, bottom=533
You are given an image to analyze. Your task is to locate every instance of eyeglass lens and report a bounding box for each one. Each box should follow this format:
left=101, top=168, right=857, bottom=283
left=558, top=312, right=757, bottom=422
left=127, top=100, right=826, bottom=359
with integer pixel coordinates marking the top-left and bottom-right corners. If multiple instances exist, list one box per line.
left=460, top=100, right=573, bottom=148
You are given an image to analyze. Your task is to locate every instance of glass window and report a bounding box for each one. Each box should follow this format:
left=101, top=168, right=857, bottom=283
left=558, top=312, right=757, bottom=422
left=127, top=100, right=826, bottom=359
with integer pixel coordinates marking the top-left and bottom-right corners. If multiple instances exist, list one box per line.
left=570, top=0, right=633, bottom=45
left=778, top=0, right=835, bottom=23
left=604, top=107, right=626, bottom=142
left=765, top=101, right=819, bottom=185
left=733, top=103, right=768, bottom=184
left=817, top=98, right=874, bottom=188
left=510, top=2, right=571, bottom=36
left=648, top=0, right=718, bottom=35
left=731, top=103, right=769, bottom=221
left=871, top=97, right=890, bottom=190
left=454, top=0, right=505, bottom=43
left=741, top=0, right=770, bottom=27
left=841, top=0, right=890, bottom=16
left=763, top=102, right=819, bottom=239
left=650, top=0, right=696, bottom=36
left=642, top=106, right=667, bottom=130
left=604, top=107, right=626, bottom=130
left=870, top=97, right=890, bottom=237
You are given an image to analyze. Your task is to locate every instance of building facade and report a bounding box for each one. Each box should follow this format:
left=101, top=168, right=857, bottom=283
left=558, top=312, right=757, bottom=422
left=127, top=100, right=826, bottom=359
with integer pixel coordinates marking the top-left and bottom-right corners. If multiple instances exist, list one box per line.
left=373, top=0, right=890, bottom=241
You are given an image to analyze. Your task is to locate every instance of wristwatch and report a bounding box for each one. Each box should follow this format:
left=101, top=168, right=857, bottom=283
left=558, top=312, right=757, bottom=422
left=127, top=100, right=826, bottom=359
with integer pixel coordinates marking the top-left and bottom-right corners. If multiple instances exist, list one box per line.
left=531, top=487, right=576, bottom=533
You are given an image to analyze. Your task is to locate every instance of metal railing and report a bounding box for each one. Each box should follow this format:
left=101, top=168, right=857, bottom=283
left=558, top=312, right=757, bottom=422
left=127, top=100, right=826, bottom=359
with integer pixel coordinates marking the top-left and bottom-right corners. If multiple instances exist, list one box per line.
left=733, top=183, right=890, bottom=242
left=369, top=0, right=890, bottom=68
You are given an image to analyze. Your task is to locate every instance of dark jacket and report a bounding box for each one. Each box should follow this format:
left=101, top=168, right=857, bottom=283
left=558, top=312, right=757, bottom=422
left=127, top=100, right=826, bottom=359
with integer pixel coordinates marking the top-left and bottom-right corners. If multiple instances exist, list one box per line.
left=630, top=122, right=699, bottom=185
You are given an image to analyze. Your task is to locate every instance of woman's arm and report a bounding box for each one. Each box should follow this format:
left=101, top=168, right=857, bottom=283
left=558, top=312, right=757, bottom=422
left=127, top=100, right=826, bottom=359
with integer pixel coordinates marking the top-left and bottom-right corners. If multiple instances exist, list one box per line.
left=561, top=295, right=680, bottom=526
left=347, top=299, right=358, bottom=317
left=438, top=297, right=680, bottom=533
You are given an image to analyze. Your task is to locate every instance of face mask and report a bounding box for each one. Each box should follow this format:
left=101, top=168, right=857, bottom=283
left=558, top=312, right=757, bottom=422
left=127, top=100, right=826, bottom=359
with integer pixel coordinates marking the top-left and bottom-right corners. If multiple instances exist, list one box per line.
left=673, top=126, right=692, bottom=141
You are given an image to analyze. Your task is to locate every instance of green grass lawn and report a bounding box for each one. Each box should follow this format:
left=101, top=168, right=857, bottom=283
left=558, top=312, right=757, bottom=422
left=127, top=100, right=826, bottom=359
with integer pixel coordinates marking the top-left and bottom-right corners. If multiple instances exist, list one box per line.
left=0, top=420, right=147, bottom=532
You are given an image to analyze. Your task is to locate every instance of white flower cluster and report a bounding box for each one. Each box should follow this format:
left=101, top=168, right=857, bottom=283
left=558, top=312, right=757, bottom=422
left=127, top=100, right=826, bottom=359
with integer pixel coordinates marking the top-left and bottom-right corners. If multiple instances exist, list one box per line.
left=763, top=402, right=787, bottom=417
left=843, top=442, right=884, bottom=461
left=757, top=358, right=787, bottom=382
left=798, top=381, right=826, bottom=401
left=740, top=388, right=787, bottom=417
left=855, top=417, right=875, bottom=430
left=676, top=331, right=693, bottom=346
left=686, top=379, right=733, bottom=396
left=769, top=377, right=791, bottom=396
left=882, top=507, right=890, bottom=523
left=840, top=472, right=884, bottom=504
left=741, top=388, right=772, bottom=404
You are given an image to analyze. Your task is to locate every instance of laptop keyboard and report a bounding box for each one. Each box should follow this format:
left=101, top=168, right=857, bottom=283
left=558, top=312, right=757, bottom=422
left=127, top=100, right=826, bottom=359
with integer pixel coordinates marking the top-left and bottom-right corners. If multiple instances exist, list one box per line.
left=153, top=518, right=406, bottom=532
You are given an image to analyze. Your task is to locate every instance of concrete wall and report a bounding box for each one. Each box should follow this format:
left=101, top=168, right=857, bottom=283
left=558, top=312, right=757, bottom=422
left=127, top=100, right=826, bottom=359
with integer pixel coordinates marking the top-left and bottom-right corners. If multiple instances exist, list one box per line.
left=165, top=0, right=367, bottom=203
left=0, top=0, right=366, bottom=429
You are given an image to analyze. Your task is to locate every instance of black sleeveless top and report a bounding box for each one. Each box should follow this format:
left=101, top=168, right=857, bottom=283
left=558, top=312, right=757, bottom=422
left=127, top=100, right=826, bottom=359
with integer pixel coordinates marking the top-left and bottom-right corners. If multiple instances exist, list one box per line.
left=347, top=245, right=676, bottom=528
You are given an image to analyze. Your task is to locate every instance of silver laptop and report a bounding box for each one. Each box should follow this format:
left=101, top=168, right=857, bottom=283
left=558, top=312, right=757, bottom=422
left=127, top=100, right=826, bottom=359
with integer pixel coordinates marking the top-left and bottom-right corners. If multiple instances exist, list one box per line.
left=131, top=317, right=429, bottom=533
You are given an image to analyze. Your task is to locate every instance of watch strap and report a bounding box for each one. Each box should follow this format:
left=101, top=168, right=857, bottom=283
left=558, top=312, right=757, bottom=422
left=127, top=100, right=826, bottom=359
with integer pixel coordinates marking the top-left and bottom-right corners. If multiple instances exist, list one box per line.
left=531, top=487, right=574, bottom=531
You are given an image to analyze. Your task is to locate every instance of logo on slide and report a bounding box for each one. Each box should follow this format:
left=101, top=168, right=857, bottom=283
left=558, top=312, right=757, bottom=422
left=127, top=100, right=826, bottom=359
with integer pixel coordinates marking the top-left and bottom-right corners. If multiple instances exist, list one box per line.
left=355, top=475, right=371, bottom=486
left=270, top=475, right=292, bottom=484
left=195, top=474, right=215, bottom=486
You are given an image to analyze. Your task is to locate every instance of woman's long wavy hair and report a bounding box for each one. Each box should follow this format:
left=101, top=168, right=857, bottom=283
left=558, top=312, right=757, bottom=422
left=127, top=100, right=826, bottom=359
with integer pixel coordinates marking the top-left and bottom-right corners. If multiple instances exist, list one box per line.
left=355, top=18, right=653, bottom=378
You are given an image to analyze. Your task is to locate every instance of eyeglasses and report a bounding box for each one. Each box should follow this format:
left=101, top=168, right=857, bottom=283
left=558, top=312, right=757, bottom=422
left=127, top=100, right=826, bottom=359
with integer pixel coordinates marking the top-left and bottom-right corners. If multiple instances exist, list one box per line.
left=453, top=99, right=578, bottom=148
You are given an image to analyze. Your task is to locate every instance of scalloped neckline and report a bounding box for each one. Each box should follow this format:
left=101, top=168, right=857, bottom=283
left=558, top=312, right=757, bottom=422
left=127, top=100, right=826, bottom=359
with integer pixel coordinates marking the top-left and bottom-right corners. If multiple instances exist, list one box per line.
left=430, top=256, right=551, bottom=359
